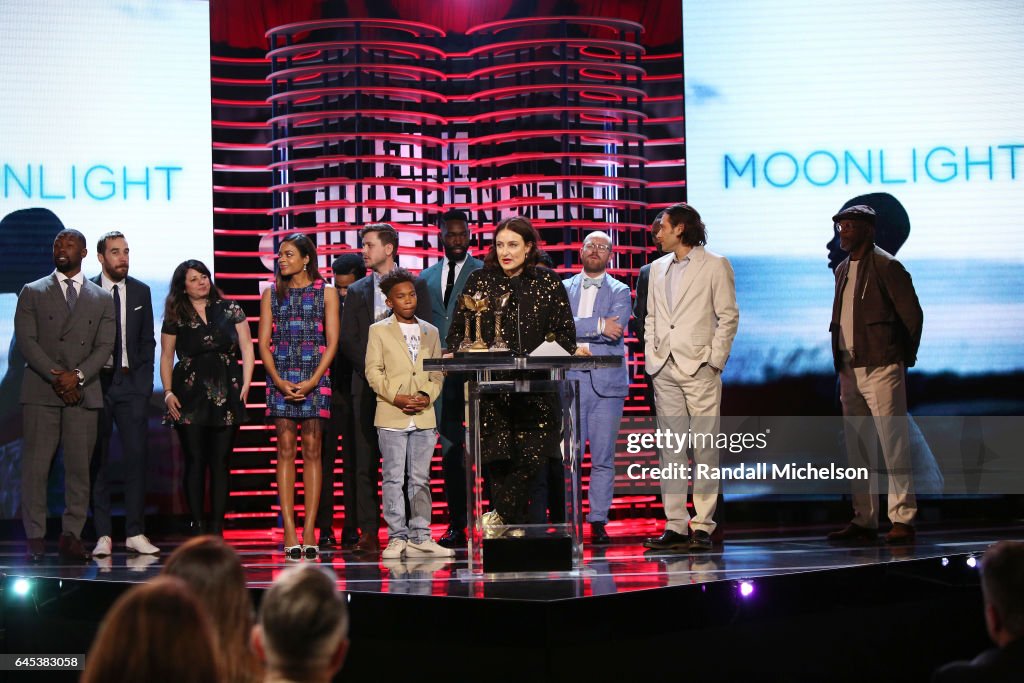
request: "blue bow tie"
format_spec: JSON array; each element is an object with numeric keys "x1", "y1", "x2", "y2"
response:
[{"x1": 582, "y1": 276, "x2": 603, "y2": 289}]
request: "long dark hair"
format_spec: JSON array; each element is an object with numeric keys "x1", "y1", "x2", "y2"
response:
[
  {"x1": 663, "y1": 202, "x2": 708, "y2": 247},
  {"x1": 483, "y1": 216, "x2": 546, "y2": 271},
  {"x1": 81, "y1": 576, "x2": 223, "y2": 683},
  {"x1": 163, "y1": 537, "x2": 261, "y2": 683},
  {"x1": 275, "y1": 233, "x2": 323, "y2": 301},
  {"x1": 164, "y1": 259, "x2": 222, "y2": 325}
]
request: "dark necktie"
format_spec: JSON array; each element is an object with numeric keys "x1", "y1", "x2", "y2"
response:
[
  {"x1": 443, "y1": 260, "x2": 457, "y2": 308},
  {"x1": 64, "y1": 279, "x2": 77, "y2": 310},
  {"x1": 112, "y1": 284, "x2": 123, "y2": 370}
]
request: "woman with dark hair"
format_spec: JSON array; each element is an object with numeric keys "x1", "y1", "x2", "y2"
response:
[
  {"x1": 258, "y1": 233, "x2": 339, "y2": 558},
  {"x1": 161, "y1": 260, "x2": 254, "y2": 535},
  {"x1": 81, "y1": 576, "x2": 223, "y2": 683},
  {"x1": 163, "y1": 536, "x2": 261, "y2": 683},
  {"x1": 446, "y1": 216, "x2": 577, "y2": 527}
]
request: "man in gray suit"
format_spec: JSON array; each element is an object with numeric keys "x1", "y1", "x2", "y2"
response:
[
  {"x1": 16, "y1": 229, "x2": 115, "y2": 561},
  {"x1": 417, "y1": 210, "x2": 483, "y2": 547}
]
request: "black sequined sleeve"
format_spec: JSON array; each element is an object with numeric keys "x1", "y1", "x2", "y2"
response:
[{"x1": 541, "y1": 270, "x2": 578, "y2": 354}]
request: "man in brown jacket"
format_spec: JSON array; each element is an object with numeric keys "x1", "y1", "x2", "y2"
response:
[{"x1": 827, "y1": 205, "x2": 923, "y2": 545}]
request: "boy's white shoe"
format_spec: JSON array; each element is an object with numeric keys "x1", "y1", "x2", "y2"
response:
[
  {"x1": 92, "y1": 536, "x2": 112, "y2": 557},
  {"x1": 382, "y1": 538, "x2": 407, "y2": 559},
  {"x1": 126, "y1": 534, "x2": 160, "y2": 555},
  {"x1": 405, "y1": 538, "x2": 455, "y2": 558}
]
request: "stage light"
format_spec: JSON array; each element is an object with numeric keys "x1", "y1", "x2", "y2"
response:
[
  {"x1": 12, "y1": 578, "x2": 31, "y2": 597},
  {"x1": 966, "y1": 556, "x2": 978, "y2": 569},
  {"x1": 941, "y1": 557, "x2": 949, "y2": 567},
  {"x1": 739, "y1": 581, "x2": 755, "y2": 598}
]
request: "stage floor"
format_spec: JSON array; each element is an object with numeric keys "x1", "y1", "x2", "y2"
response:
[
  {"x1": 3, "y1": 520, "x2": 1019, "y2": 681},
  {"x1": 2, "y1": 520, "x2": 1017, "y2": 599}
]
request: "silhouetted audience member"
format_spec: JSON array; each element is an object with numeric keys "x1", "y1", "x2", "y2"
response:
[
  {"x1": 252, "y1": 564, "x2": 349, "y2": 683},
  {"x1": 933, "y1": 541, "x2": 1024, "y2": 682},
  {"x1": 163, "y1": 536, "x2": 261, "y2": 683},
  {"x1": 81, "y1": 576, "x2": 222, "y2": 683}
]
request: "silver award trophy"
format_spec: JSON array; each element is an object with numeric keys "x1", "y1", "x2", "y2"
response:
[{"x1": 489, "y1": 291, "x2": 512, "y2": 352}]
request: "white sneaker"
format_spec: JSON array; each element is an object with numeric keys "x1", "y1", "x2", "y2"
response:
[
  {"x1": 381, "y1": 538, "x2": 407, "y2": 559},
  {"x1": 126, "y1": 534, "x2": 160, "y2": 555},
  {"x1": 92, "y1": 536, "x2": 112, "y2": 557},
  {"x1": 405, "y1": 538, "x2": 455, "y2": 558}
]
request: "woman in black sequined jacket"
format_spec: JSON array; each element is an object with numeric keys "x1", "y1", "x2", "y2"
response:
[{"x1": 446, "y1": 216, "x2": 577, "y2": 525}]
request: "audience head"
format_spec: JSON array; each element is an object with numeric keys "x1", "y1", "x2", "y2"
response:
[
  {"x1": 253, "y1": 565, "x2": 349, "y2": 683},
  {"x1": 980, "y1": 540, "x2": 1024, "y2": 647},
  {"x1": 82, "y1": 576, "x2": 222, "y2": 683},
  {"x1": 163, "y1": 536, "x2": 260, "y2": 683}
]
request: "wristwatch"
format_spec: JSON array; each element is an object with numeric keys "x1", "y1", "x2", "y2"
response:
[{"x1": 73, "y1": 369, "x2": 84, "y2": 386}]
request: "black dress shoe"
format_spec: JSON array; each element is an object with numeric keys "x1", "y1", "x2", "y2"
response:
[
  {"x1": 687, "y1": 530, "x2": 712, "y2": 552},
  {"x1": 437, "y1": 526, "x2": 467, "y2": 549},
  {"x1": 340, "y1": 529, "x2": 360, "y2": 549},
  {"x1": 590, "y1": 522, "x2": 611, "y2": 545},
  {"x1": 827, "y1": 523, "x2": 878, "y2": 544},
  {"x1": 26, "y1": 538, "x2": 46, "y2": 562},
  {"x1": 318, "y1": 532, "x2": 338, "y2": 550},
  {"x1": 58, "y1": 533, "x2": 90, "y2": 562},
  {"x1": 643, "y1": 529, "x2": 690, "y2": 551}
]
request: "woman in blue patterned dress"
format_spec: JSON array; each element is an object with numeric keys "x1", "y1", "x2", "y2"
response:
[{"x1": 258, "y1": 234, "x2": 339, "y2": 558}]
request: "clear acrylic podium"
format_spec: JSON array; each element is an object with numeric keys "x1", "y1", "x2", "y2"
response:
[{"x1": 423, "y1": 355, "x2": 623, "y2": 577}]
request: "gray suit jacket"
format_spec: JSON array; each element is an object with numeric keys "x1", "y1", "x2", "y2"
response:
[{"x1": 15, "y1": 272, "x2": 115, "y2": 409}]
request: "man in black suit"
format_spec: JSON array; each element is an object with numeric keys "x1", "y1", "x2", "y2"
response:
[
  {"x1": 632, "y1": 211, "x2": 664, "y2": 414},
  {"x1": 339, "y1": 224, "x2": 431, "y2": 554},
  {"x1": 318, "y1": 253, "x2": 366, "y2": 550},
  {"x1": 89, "y1": 231, "x2": 158, "y2": 557},
  {"x1": 933, "y1": 541, "x2": 1024, "y2": 682}
]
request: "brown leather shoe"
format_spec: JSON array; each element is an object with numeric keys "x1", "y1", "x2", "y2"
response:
[
  {"x1": 884, "y1": 523, "x2": 916, "y2": 545},
  {"x1": 26, "y1": 538, "x2": 46, "y2": 562},
  {"x1": 826, "y1": 523, "x2": 878, "y2": 543},
  {"x1": 353, "y1": 532, "x2": 380, "y2": 555},
  {"x1": 58, "y1": 532, "x2": 91, "y2": 561}
]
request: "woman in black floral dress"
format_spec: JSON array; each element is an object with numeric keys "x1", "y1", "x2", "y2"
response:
[{"x1": 161, "y1": 260, "x2": 254, "y2": 534}]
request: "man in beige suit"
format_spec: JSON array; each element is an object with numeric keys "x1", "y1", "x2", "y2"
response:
[
  {"x1": 364, "y1": 269, "x2": 450, "y2": 559},
  {"x1": 642, "y1": 203, "x2": 739, "y2": 552}
]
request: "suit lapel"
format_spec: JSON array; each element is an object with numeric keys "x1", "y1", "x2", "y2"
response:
[
  {"x1": 446, "y1": 258, "x2": 475, "y2": 317},
  {"x1": 386, "y1": 318, "x2": 415, "y2": 368},
  {"x1": 567, "y1": 274, "x2": 582, "y2": 312}
]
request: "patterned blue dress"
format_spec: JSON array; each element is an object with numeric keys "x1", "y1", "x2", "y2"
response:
[{"x1": 265, "y1": 279, "x2": 331, "y2": 419}]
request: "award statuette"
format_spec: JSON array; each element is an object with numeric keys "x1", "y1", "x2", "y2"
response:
[
  {"x1": 460, "y1": 292, "x2": 491, "y2": 352},
  {"x1": 489, "y1": 291, "x2": 512, "y2": 352},
  {"x1": 457, "y1": 296, "x2": 474, "y2": 352}
]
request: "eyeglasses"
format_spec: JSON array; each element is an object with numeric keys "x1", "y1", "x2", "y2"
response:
[{"x1": 582, "y1": 243, "x2": 611, "y2": 253}]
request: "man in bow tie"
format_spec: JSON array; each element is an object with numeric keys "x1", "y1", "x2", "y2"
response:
[{"x1": 562, "y1": 231, "x2": 632, "y2": 545}]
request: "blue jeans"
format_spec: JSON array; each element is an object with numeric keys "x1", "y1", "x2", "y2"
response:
[{"x1": 378, "y1": 428, "x2": 437, "y2": 542}]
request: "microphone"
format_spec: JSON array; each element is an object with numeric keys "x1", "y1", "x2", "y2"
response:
[{"x1": 510, "y1": 277, "x2": 524, "y2": 357}]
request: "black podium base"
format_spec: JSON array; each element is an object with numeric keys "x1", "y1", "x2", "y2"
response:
[{"x1": 482, "y1": 533, "x2": 573, "y2": 573}]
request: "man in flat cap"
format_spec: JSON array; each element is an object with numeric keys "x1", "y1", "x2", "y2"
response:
[{"x1": 827, "y1": 205, "x2": 923, "y2": 545}]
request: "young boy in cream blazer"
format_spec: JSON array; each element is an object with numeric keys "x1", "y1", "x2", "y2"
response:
[{"x1": 365, "y1": 269, "x2": 451, "y2": 558}]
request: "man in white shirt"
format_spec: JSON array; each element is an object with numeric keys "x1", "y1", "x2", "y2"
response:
[{"x1": 89, "y1": 231, "x2": 158, "y2": 557}]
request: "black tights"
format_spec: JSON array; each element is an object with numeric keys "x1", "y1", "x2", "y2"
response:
[{"x1": 176, "y1": 424, "x2": 238, "y2": 532}]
